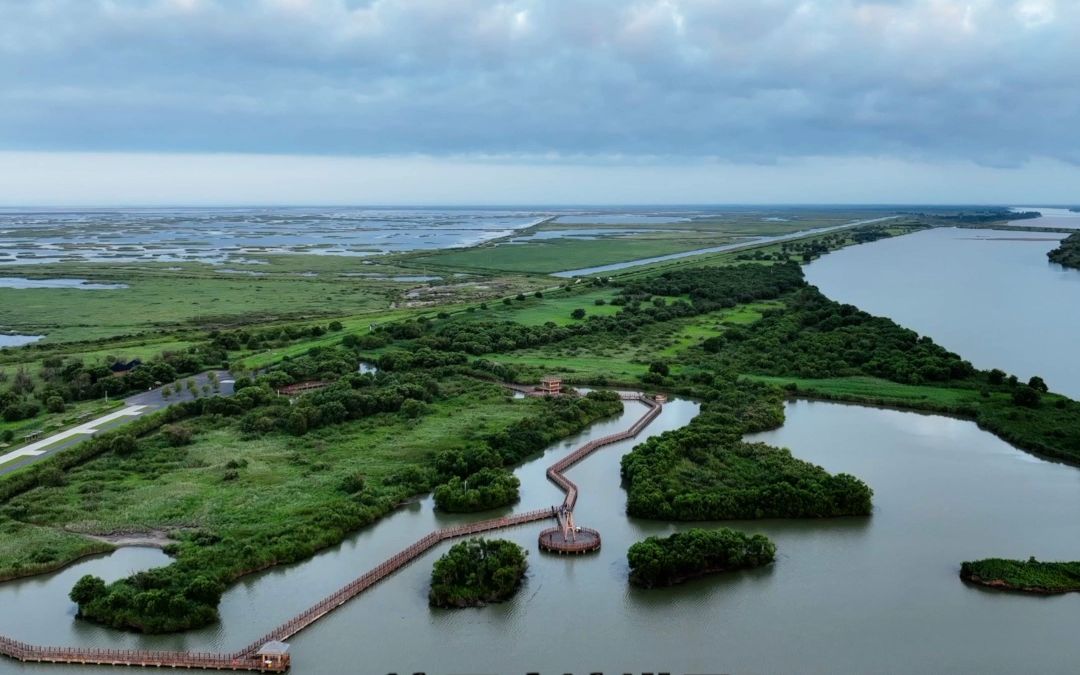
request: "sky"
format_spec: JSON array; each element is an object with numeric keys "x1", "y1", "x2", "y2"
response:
[{"x1": 1, "y1": 0, "x2": 1077, "y2": 205}]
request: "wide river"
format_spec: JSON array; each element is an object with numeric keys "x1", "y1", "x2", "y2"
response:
[
  {"x1": 806, "y1": 227, "x2": 1080, "y2": 398},
  {"x1": 3, "y1": 395, "x2": 1080, "y2": 673}
]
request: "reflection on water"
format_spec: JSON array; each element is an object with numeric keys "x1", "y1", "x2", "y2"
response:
[{"x1": 5, "y1": 398, "x2": 1080, "y2": 673}]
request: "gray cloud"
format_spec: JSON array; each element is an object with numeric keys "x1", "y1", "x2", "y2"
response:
[{"x1": 1, "y1": 0, "x2": 1078, "y2": 165}]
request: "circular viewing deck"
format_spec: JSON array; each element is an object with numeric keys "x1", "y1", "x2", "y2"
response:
[{"x1": 538, "y1": 526, "x2": 601, "y2": 554}]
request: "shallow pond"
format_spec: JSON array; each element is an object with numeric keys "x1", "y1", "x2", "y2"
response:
[
  {"x1": 0, "y1": 334, "x2": 44, "y2": 347},
  {"x1": 0, "y1": 278, "x2": 127, "y2": 289}
]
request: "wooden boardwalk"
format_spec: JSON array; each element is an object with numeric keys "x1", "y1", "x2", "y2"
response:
[{"x1": 0, "y1": 391, "x2": 662, "y2": 672}]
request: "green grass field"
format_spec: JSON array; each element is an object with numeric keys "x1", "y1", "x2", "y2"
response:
[
  {"x1": 0, "y1": 520, "x2": 113, "y2": 582},
  {"x1": 467, "y1": 301, "x2": 780, "y2": 384},
  {"x1": 743, "y1": 375, "x2": 985, "y2": 406},
  {"x1": 0, "y1": 379, "x2": 539, "y2": 579},
  {"x1": 481, "y1": 288, "x2": 622, "y2": 325},
  {"x1": 0, "y1": 276, "x2": 392, "y2": 343},
  {"x1": 413, "y1": 234, "x2": 737, "y2": 274}
]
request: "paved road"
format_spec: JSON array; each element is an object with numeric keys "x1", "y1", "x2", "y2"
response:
[{"x1": 0, "y1": 371, "x2": 234, "y2": 477}]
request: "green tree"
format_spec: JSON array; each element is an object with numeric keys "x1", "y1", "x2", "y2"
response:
[{"x1": 70, "y1": 575, "x2": 107, "y2": 605}]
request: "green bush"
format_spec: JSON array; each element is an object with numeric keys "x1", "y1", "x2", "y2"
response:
[
  {"x1": 429, "y1": 539, "x2": 527, "y2": 607},
  {"x1": 628, "y1": 528, "x2": 776, "y2": 588}
]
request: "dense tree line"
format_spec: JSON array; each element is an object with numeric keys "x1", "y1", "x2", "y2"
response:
[
  {"x1": 1048, "y1": 232, "x2": 1080, "y2": 270},
  {"x1": 621, "y1": 377, "x2": 874, "y2": 520},
  {"x1": 701, "y1": 287, "x2": 975, "y2": 385},
  {"x1": 433, "y1": 468, "x2": 520, "y2": 512},
  {"x1": 1, "y1": 345, "x2": 224, "y2": 424},
  {"x1": 627, "y1": 528, "x2": 776, "y2": 588},
  {"x1": 912, "y1": 209, "x2": 1040, "y2": 224},
  {"x1": 428, "y1": 538, "x2": 528, "y2": 607},
  {"x1": 241, "y1": 372, "x2": 437, "y2": 437},
  {"x1": 620, "y1": 261, "x2": 804, "y2": 310},
  {"x1": 208, "y1": 320, "x2": 344, "y2": 351},
  {"x1": 365, "y1": 263, "x2": 805, "y2": 361}
]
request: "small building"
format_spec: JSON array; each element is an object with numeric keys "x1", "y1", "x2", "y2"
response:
[
  {"x1": 255, "y1": 641, "x2": 291, "y2": 671},
  {"x1": 539, "y1": 376, "x2": 562, "y2": 396}
]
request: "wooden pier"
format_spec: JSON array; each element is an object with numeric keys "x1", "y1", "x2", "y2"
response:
[{"x1": 0, "y1": 392, "x2": 662, "y2": 672}]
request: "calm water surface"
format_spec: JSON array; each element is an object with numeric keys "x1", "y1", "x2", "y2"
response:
[
  {"x1": 5, "y1": 398, "x2": 1080, "y2": 673},
  {"x1": 807, "y1": 227, "x2": 1080, "y2": 398},
  {"x1": 0, "y1": 334, "x2": 43, "y2": 347},
  {"x1": 1010, "y1": 206, "x2": 1080, "y2": 229},
  {"x1": 0, "y1": 278, "x2": 127, "y2": 289}
]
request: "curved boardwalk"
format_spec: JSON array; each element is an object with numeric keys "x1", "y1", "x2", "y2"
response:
[{"x1": 0, "y1": 391, "x2": 662, "y2": 672}]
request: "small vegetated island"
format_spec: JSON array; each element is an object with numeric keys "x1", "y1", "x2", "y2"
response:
[
  {"x1": 1047, "y1": 232, "x2": 1080, "y2": 270},
  {"x1": 429, "y1": 538, "x2": 527, "y2": 607},
  {"x1": 627, "y1": 528, "x2": 776, "y2": 588},
  {"x1": 960, "y1": 557, "x2": 1080, "y2": 594}
]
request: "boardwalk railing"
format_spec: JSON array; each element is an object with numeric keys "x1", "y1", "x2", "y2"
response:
[
  {"x1": 0, "y1": 392, "x2": 663, "y2": 673},
  {"x1": 0, "y1": 634, "x2": 269, "y2": 671}
]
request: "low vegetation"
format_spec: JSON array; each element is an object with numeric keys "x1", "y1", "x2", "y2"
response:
[
  {"x1": 627, "y1": 528, "x2": 776, "y2": 588},
  {"x1": 3, "y1": 366, "x2": 593, "y2": 632},
  {"x1": 433, "y1": 468, "x2": 520, "y2": 512},
  {"x1": 428, "y1": 538, "x2": 527, "y2": 607},
  {"x1": 0, "y1": 520, "x2": 113, "y2": 582},
  {"x1": 960, "y1": 557, "x2": 1080, "y2": 593},
  {"x1": 431, "y1": 391, "x2": 623, "y2": 512}
]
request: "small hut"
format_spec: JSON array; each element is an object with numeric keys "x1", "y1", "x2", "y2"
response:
[
  {"x1": 539, "y1": 376, "x2": 562, "y2": 396},
  {"x1": 256, "y1": 641, "x2": 291, "y2": 671}
]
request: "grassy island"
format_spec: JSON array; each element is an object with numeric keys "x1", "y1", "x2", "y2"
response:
[
  {"x1": 960, "y1": 558, "x2": 1080, "y2": 594},
  {"x1": 628, "y1": 528, "x2": 776, "y2": 588},
  {"x1": 429, "y1": 538, "x2": 527, "y2": 608},
  {"x1": 1048, "y1": 232, "x2": 1080, "y2": 270}
]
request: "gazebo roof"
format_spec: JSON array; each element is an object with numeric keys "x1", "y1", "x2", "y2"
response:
[
  {"x1": 256, "y1": 641, "x2": 291, "y2": 656},
  {"x1": 541, "y1": 375, "x2": 562, "y2": 382}
]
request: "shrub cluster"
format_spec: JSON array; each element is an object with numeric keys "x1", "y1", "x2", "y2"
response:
[
  {"x1": 628, "y1": 528, "x2": 776, "y2": 588},
  {"x1": 428, "y1": 538, "x2": 527, "y2": 608}
]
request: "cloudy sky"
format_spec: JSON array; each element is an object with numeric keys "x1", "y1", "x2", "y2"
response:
[{"x1": 1, "y1": 0, "x2": 1077, "y2": 205}]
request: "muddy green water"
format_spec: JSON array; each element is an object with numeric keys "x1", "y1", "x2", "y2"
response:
[{"x1": 4, "y1": 396, "x2": 1080, "y2": 673}]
